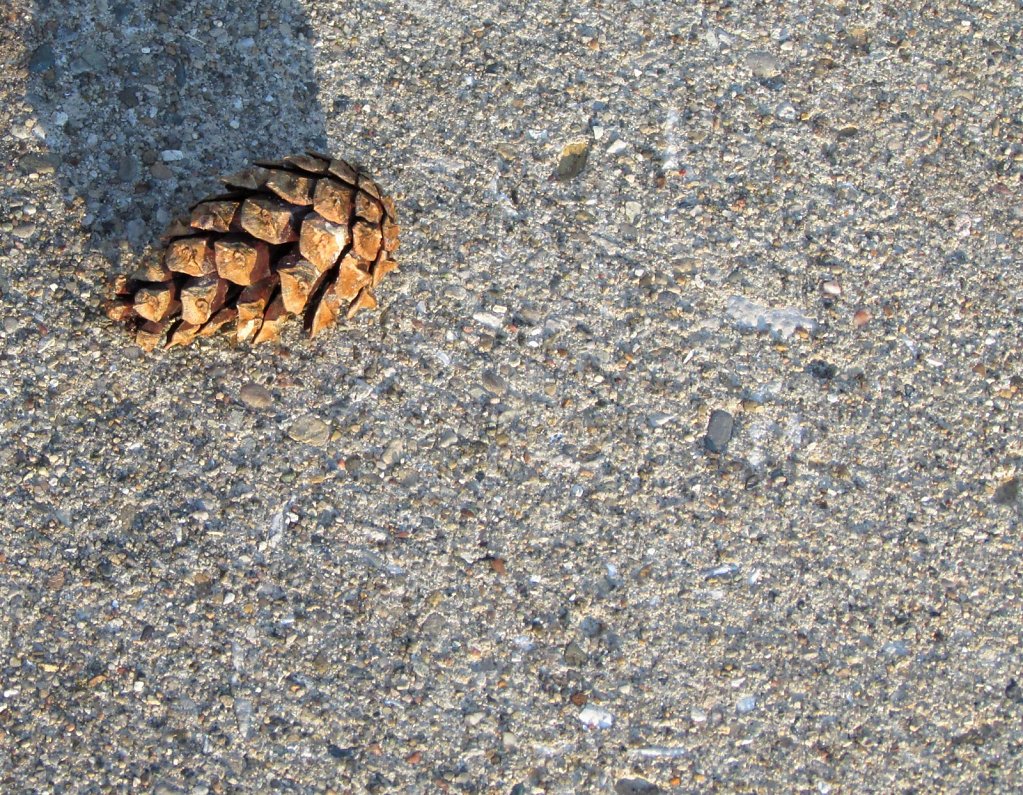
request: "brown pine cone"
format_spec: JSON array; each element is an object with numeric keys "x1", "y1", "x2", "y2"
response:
[{"x1": 105, "y1": 152, "x2": 399, "y2": 351}]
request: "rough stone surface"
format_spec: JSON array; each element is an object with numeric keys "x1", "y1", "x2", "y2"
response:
[{"x1": 2, "y1": 0, "x2": 1022, "y2": 792}]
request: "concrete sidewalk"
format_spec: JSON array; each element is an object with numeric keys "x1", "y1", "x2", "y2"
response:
[{"x1": 1, "y1": 0, "x2": 1021, "y2": 791}]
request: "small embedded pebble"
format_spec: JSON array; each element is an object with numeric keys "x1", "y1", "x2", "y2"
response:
[
  {"x1": 564, "y1": 640, "x2": 587, "y2": 666},
  {"x1": 28, "y1": 44, "x2": 55, "y2": 73},
  {"x1": 577, "y1": 705, "x2": 613, "y2": 729},
  {"x1": 117, "y1": 88, "x2": 138, "y2": 108},
  {"x1": 12, "y1": 223, "x2": 37, "y2": 239},
  {"x1": 746, "y1": 51, "x2": 783, "y2": 79},
  {"x1": 883, "y1": 641, "x2": 910, "y2": 658},
  {"x1": 704, "y1": 563, "x2": 740, "y2": 580},
  {"x1": 704, "y1": 409, "x2": 734, "y2": 453},
  {"x1": 288, "y1": 415, "x2": 331, "y2": 446},
  {"x1": 117, "y1": 156, "x2": 138, "y2": 183},
  {"x1": 443, "y1": 284, "x2": 468, "y2": 301},
  {"x1": 993, "y1": 477, "x2": 1019, "y2": 506},
  {"x1": 150, "y1": 163, "x2": 174, "y2": 180},
  {"x1": 846, "y1": 25, "x2": 870, "y2": 50},
  {"x1": 615, "y1": 779, "x2": 662, "y2": 795},
  {"x1": 854, "y1": 308, "x2": 872, "y2": 327},
  {"x1": 380, "y1": 439, "x2": 403, "y2": 467},
  {"x1": 326, "y1": 743, "x2": 353, "y2": 760},
  {"x1": 775, "y1": 101, "x2": 797, "y2": 121},
  {"x1": 481, "y1": 370, "x2": 507, "y2": 395},
  {"x1": 737, "y1": 696, "x2": 757, "y2": 714},
  {"x1": 606, "y1": 139, "x2": 628, "y2": 155},
  {"x1": 807, "y1": 360, "x2": 838, "y2": 380},
  {"x1": 472, "y1": 311, "x2": 504, "y2": 330},
  {"x1": 556, "y1": 140, "x2": 591, "y2": 180},
  {"x1": 420, "y1": 612, "x2": 447, "y2": 638},
  {"x1": 647, "y1": 411, "x2": 674, "y2": 429},
  {"x1": 239, "y1": 382, "x2": 272, "y2": 409},
  {"x1": 18, "y1": 153, "x2": 59, "y2": 175}
]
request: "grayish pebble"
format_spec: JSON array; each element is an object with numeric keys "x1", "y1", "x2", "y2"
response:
[
  {"x1": 17, "y1": 153, "x2": 59, "y2": 175},
  {"x1": 647, "y1": 411, "x2": 674, "y2": 428},
  {"x1": 615, "y1": 779, "x2": 662, "y2": 795},
  {"x1": 481, "y1": 370, "x2": 507, "y2": 395},
  {"x1": 288, "y1": 415, "x2": 330, "y2": 446},
  {"x1": 28, "y1": 43, "x2": 55, "y2": 73},
  {"x1": 239, "y1": 382, "x2": 272, "y2": 409},
  {"x1": 746, "y1": 51, "x2": 783, "y2": 79},
  {"x1": 705, "y1": 409, "x2": 734, "y2": 453}
]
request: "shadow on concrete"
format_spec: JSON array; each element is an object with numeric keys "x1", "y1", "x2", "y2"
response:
[{"x1": 25, "y1": 0, "x2": 327, "y2": 271}]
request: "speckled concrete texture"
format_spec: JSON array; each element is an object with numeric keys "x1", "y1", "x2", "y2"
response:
[{"x1": 2, "y1": 1, "x2": 1022, "y2": 792}]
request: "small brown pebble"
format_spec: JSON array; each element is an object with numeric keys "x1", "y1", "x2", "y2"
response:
[
  {"x1": 853, "y1": 308, "x2": 872, "y2": 327},
  {"x1": 570, "y1": 691, "x2": 588, "y2": 706},
  {"x1": 239, "y1": 382, "x2": 273, "y2": 409}
]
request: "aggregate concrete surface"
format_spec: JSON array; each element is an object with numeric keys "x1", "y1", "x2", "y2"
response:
[{"x1": 2, "y1": 0, "x2": 1022, "y2": 792}]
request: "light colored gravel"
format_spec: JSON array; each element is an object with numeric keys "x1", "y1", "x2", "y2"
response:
[{"x1": 2, "y1": 0, "x2": 1022, "y2": 792}]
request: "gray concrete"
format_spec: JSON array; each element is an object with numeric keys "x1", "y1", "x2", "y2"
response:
[{"x1": 2, "y1": 1, "x2": 1022, "y2": 791}]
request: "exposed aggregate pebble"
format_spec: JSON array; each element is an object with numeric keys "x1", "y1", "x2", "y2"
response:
[{"x1": 1, "y1": 0, "x2": 1022, "y2": 792}]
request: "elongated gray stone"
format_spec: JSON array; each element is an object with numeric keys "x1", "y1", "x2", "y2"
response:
[{"x1": 704, "y1": 409, "x2": 734, "y2": 453}]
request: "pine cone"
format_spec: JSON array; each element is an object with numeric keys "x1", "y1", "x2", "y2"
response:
[{"x1": 105, "y1": 152, "x2": 399, "y2": 351}]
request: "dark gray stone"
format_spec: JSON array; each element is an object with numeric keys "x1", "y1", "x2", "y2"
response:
[
  {"x1": 615, "y1": 779, "x2": 661, "y2": 795},
  {"x1": 705, "y1": 409, "x2": 734, "y2": 453},
  {"x1": 116, "y1": 155, "x2": 138, "y2": 183},
  {"x1": 28, "y1": 44, "x2": 55, "y2": 73},
  {"x1": 807, "y1": 359, "x2": 838, "y2": 380},
  {"x1": 993, "y1": 477, "x2": 1019, "y2": 506}
]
